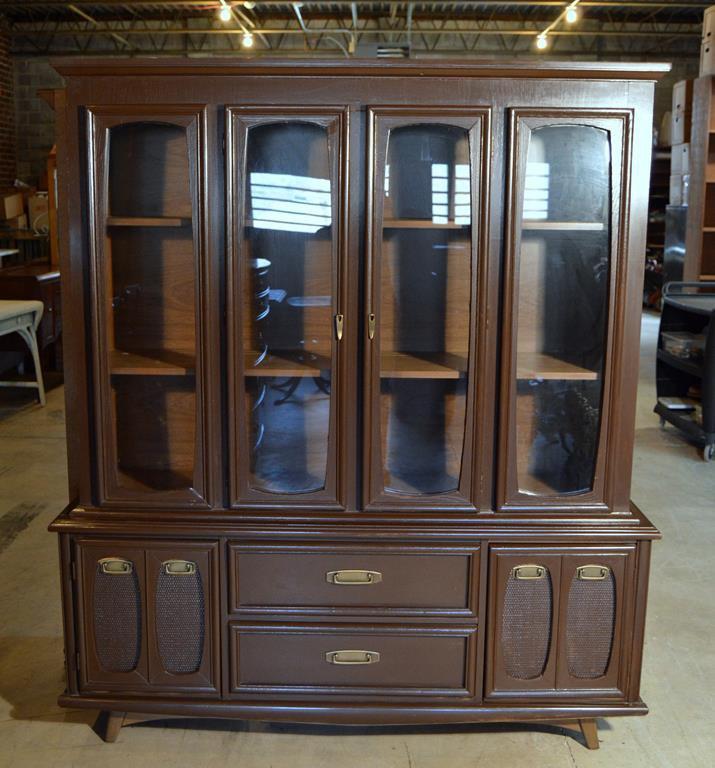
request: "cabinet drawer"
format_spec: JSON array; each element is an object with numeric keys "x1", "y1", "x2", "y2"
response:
[
  {"x1": 230, "y1": 623, "x2": 476, "y2": 698},
  {"x1": 228, "y1": 543, "x2": 479, "y2": 618}
]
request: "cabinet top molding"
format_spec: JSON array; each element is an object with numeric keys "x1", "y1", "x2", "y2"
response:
[{"x1": 51, "y1": 57, "x2": 671, "y2": 81}]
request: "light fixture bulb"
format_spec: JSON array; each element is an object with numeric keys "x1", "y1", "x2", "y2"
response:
[
  {"x1": 536, "y1": 33, "x2": 548, "y2": 50},
  {"x1": 242, "y1": 31, "x2": 254, "y2": 48},
  {"x1": 565, "y1": 7, "x2": 578, "y2": 24},
  {"x1": 219, "y1": 5, "x2": 232, "y2": 22},
  {"x1": 244, "y1": 1, "x2": 256, "y2": 8}
]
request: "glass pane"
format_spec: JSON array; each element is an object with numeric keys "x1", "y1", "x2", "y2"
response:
[
  {"x1": 379, "y1": 125, "x2": 472, "y2": 495},
  {"x1": 515, "y1": 125, "x2": 610, "y2": 496},
  {"x1": 105, "y1": 122, "x2": 197, "y2": 494},
  {"x1": 241, "y1": 122, "x2": 334, "y2": 494}
]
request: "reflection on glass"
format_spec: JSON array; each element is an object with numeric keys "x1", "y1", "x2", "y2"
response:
[
  {"x1": 515, "y1": 125, "x2": 610, "y2": 495},
  {"x1": 105, "y1": 122, "x2": 198, "y2": 494},
  {"x1": 379, "y1": 125, "x2": 472, "y2": 495},
  {"x1": 241, "y1": 122, "x2": 333, "y2": 494}
]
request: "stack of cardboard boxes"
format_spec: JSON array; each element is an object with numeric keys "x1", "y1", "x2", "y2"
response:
[
  {"x1": 670, "y1": 80, "x2": 693, "y2": 206},
  {"x1": 0, "y1": 189, "x2": 49, "y2": 235}
]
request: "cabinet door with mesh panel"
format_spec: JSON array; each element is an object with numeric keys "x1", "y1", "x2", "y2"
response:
[
  {"x1": 486, "y1": 546, "x2": 635, "y2": 699},
  {"x1": 77, "y1": 542, "x2": 149, "y2": 692},
  {"x1": 555, "y1": 551, "x2": 634, "y2": 693},
  {"x1": 145, "y1": 543, "x2": 219, "y2": 693},
  {"x1": 76, "y1": 540, "x2": 219, "y2": 695}
]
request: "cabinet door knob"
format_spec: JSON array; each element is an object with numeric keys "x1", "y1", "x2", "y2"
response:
[
  {"x1": 326, "y1": 569, "x2": 382, "y2": 585},
  {"x1": 576, "y1": 564, "x2": 610, "y2": 581},
  {"x1": 325, "y1": 650, "x2": 380, "y2": 665},
  {"x1": 98, "y1": 557, "x2": 133, "y2": 575},
  {"x1": 163, "y1": 559, "x2": 196, "y2": 575}
]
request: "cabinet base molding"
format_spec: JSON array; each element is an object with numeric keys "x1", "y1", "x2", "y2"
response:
[
  {"x1": 66, "y1": 694, "x2": 646, "y2": 745},
  {"x1": 89, "y1": 705, "x2": 610, "y2": 749}
]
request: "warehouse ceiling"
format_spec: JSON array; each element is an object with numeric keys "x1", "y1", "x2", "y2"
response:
[{"x1": 0, "y1": 1, "x2": 708, "y2": 59}]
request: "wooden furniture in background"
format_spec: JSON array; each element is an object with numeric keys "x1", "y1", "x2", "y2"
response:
[
  {"x1": 685, "y1": 75, "x2": 715, "y2": 280},
  {"x1": 48, "y1": 58, "x2": 665, "y2": 750}
]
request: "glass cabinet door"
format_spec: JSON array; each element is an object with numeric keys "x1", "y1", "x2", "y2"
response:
[
  {"x1": 365, "y1": 108, "x2": 487, "y2": 509},
  {"x1": 499, "y1": 111, "x2": 628, "y2": 510},
  {"x1": 227, "y1": 108, "x2": 347, "y2": 507},
  {"x1": 87, "y1": 107, "x2": 208, "y2": 506}
]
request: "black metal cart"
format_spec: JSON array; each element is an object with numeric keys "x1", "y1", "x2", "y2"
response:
[{"x1": 654, "y1": 281, "x2": 715, "y2": 461}]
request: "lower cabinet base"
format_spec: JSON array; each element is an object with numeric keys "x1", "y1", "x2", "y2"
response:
[{"x1": 60, "y1": 693, "x2": 648, "y2": 749}]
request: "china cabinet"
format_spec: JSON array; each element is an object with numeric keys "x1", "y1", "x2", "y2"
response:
[{"x1": 49, "y1": 58, "x2": 666, "y2": 749}]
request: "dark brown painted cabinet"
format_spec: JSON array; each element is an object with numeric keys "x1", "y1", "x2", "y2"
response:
[{"x1": 50, "y1": 59, "x2": 664, "y2": 747}]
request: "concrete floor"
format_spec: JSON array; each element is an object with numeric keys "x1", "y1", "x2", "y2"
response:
[{"x1": 0, "y1": 311, "x2": 713, "y2": 767}]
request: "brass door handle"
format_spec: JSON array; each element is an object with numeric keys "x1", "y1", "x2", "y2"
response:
[
  {"x1": 163, "y1": 559, "x2": 196, "y2": 575},
  {"x1": 576, "y1": 565, "x2": 610, "y2": 581},
  {"x1": 326, "y1": 569, "x2": 382, "y2": 585},
  {"x1": 325, "y1": 650, "x2": 380, "y2": 665},
  {"x1": 99, "y1": 557, "x2": 133, "y2": 575},
  {"x1": 511, "y1": 564, "x2": 547, "y2": 580},
  {"x1": 334, "y1": 313, "x2": 344, "y2": 341}
]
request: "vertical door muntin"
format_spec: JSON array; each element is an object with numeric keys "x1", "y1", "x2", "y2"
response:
[
  {"x1": 499, "y1": 110, "x2": 632, "y2": 512},
  {"x1": 86, "y1": 105, "x2": 210, "y2": 508},
  {"x1": 365, "y1": 107, "x2": 489, "y2": 511},
  {"x1": 227, "y1": 107, "x2": 349, "y2": 508}
]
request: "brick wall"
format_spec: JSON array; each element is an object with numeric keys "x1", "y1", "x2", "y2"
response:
[
  {"x1": 13, "y1": 58, "x2": 63, "y2": 188},
  {"x1": 0, "y1": 20, "x2": 16, "y2": 189}
]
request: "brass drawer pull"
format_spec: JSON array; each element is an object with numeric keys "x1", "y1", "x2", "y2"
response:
[
  {"x1": 99, "y1": 557, "x2": 133, "y2": 575},
  {"x1": 512, "y1": 564, "x2": 546, "y2": 580},
  {"x1": 576, "y1": 564, "x2": 610, "y2": 581},
  {"x1": 335, "y1": 313, "x2": 344, "y2": 341},
  {"x1": 163, "y1": 559, "x2": 196, "y2": 575},
  {"x1": 326, "y1": 569, "x2": 382, "y2": 585},
  {"x1": 325, "y1": 650, "x2": 380, "y2": 665}
]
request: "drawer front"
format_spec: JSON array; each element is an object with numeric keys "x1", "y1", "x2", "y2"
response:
[
  {"x1": 229, "y1": 543, "x2": 479, "y2": 618},
  {"x1": 230, "y1": 623, "x2": 476, "y2": 698}
]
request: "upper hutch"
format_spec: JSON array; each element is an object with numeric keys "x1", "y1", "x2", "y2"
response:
[{"x1": 49, "y1": 58, "x2": 666, "y2": 749}]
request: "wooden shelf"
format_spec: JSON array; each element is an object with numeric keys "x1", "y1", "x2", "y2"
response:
[
  {"x1": 383, "y1": 219, "x2": 470, "y2": 230},
  {"x1": 517, "y1": 352, "x2": 599, "y2": 381},
  {"x1": 244, "y1": 350, "x2": 331, "y2": 377},
  {"x1": 109, "y1": 349, "x2": 195, "y2": 376},
  {"x1": 522, "y1": 220, "x2": 605, "y2": 232},
  {"x1": 107, "y1": 216, "x2": 191, "y2": 228},
  {"x1": 380, "y1": 351, "x2": 467, "y2": 379}
]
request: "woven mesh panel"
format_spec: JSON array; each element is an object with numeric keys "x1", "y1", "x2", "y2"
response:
[
  {"x1": 566, "y1": 570, "x2": 616, "y2": 679},
  {"x1": 502, "y1": 569, "x2": 553, "y2": 680},
  {"x1": 93, "y1": 563, "x2": 141, "y2": 673},
  {"x1": 156, "y1": 565, "x2": 205, "y2": 674}
]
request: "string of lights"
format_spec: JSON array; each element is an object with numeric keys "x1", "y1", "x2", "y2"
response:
[
  {"x1": 218, "y1": 0, "x2": 255, "y2": 47},
  {"x1": 536, "y1": 0, "x2": 582, "y2": 50}
]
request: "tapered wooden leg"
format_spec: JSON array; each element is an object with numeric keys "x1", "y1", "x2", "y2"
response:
[
  {"x1": 551, "y1": 719, "x2": 600, "y2": 749},
  {"x1": 579, "y1": 718, "x2": 599, "y2": 750},
  {"x1": 100, "y1": 712, "x2": 126, "y2": 744}
]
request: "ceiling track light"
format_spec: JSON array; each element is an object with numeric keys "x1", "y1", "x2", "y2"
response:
[
  {"x1": 565, "y1": 5, "x2": 579, "y2": 24},
  {"x1": 536, "y1": 33, "x2": 548, "y2": 51},
  {"x1": 218, "y1": 3, "x2": 232, "y2": 23},
  {"x1": 243, "y1": 1, "x2": 256, "y2": 8},
  {"x1": 242, "y1": 31, "x2": 255, "y2": 48}
]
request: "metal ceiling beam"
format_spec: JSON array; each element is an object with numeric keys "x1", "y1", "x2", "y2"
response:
[{"x1": 1, "y1": 1, "x2": 712, "y2": 8}]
